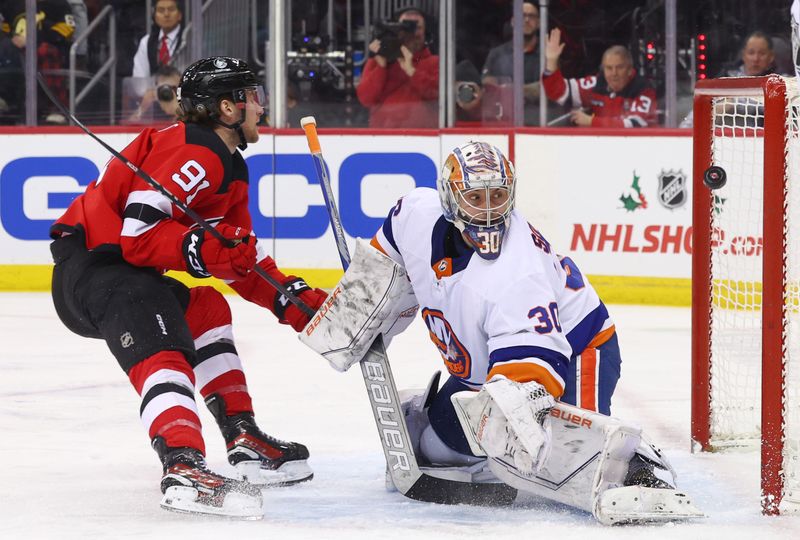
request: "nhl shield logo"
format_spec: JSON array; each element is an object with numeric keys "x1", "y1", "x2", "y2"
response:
[
  {"x1": 657, "y1": 169, "x2": 687, "y2": 210},
  {"x1": 120, "y1": 332, "x2": 134, "y2": 348}
]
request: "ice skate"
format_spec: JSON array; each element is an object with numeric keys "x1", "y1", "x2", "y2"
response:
[
  {"x1": 207, "y1": 394, "x2": 313, "y2": 487},
  {"x1": 155, "y1": 439, "x2": 263, "y2": 520}
]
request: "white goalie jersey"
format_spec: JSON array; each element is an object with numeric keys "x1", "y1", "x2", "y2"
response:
[{"x1": 371, "y1": 187, "x2": 615, "y2": 397}]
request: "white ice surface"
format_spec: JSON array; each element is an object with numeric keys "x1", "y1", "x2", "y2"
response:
[{"x1": 1, "y1": 293, "x2": 799, "y2": 539}]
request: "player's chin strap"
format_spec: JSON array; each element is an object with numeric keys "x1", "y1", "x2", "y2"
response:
[
  {"x1": 212, "y1": 113, "x2": 248, "y2": 150},
  {"x1": 210, "y1": 95, "x2": 249, "y2": 150}
]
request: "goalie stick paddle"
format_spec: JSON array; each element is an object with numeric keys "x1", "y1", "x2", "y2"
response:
[
  {"x1": 36, "y1": 73, "x2": 314, "y2": 318},
  {"x1": 300, "y1": 116, "x2": 516, "y2": 506}
]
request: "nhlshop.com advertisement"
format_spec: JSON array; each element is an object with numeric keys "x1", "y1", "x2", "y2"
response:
[{"x1": 0, "y1": 128, "x2": 702, "y2": 303}]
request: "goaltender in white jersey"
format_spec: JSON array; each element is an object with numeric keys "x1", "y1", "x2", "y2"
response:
[
  {"x1": 369, "y1": 142, "x2": 621, "y2": 464},
  {"x1": 371, "y1": 187, "x2": 616, "y2": 405},
  {"x1": 302, "y1": 141, "x2": 703, "y2": 524}
]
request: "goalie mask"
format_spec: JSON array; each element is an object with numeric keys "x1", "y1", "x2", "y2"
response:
[{"x1": 438, "y1": 142, "x2": 516, "y2": 260}]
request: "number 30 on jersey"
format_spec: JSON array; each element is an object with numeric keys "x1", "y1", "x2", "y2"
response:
[{"x1": 476, "y1": 231, "x2": 500, "y2": 255}]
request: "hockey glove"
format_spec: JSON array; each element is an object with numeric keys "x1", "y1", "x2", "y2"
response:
[
  {"x1": 483, "y1": 376, "x2": 555, "y2": 474},
  {"x1": 182, "y1": 224, "x2": 256, "y2": 281},
  {"x1": 272, "y1": 277, "x2": 328, "y2": 331},
  {"x1": 452, "y1": 375, "x2": 555, "y2": 476}
]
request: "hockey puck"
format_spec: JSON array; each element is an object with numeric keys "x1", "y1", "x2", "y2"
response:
[{"x1": 703, "y1": 166, "x2": 727, "y2": 190}]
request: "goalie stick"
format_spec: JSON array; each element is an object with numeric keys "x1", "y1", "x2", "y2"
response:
[
  {"x1": 36, "y1": 74, "x2": 314, "y2": 318},
  {"x1": 300, "y1": 116, "x2": 516, "y2": 505}
]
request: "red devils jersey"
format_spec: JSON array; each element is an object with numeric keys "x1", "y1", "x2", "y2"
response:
[
  {"x1": 542, "y1": 69, "x2": 657, "y2": 128},
  {"x1": 51, "y1": 122, "x2": 251, "y2": 273}
]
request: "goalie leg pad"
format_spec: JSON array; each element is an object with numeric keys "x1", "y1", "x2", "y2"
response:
[{"x1": 299, "y1": 239, "x2": 418, "y2": 372}]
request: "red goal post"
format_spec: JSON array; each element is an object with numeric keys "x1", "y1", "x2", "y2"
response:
[{"x1": 691, "y1": 75, "x2": 799, "y2": 515}]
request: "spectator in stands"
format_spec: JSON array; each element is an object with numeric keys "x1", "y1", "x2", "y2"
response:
[
  {"x1": 0, "y1": 0, "x2": 76, "y2": 124},
  {"x1": 66, "y1": 0, "x2": 87, "y2": 64},
  {"x1": 481, "y1": 1, "x2": 541, "y2": 109},
  {"x1": 127, "y1": 64, "x2": 181, "y2": 124},
  {"x1": 681, "y1": 31, "x2": 780, "y2": 129},
  {"x1": 0, "y1": 11, "x2": 21, "y2": 122},
  {"x1": 720, "y1": 31, "x2": 777, "y2": 77},
  {"x1": 132, "y1": 0, "x2": 183, "y2": 78},
  {"x1": 356, "y1": 6, "x2": 438, "y2": 128},
  {"x1": 542, "y1": 28, "x2": 657, "y2": 128}
]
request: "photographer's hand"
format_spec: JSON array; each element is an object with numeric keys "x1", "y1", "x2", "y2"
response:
[
  {"x1": 398, "y1": 45, "x2": 415, "y2": 77},
  {"x1": 369, "y1": 39, "x2": 387, "y2": 68}
]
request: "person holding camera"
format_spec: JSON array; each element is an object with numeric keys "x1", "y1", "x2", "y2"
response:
[
  {"x1": 128, "y1": 65, "x2": 181, "y2": 124},
  {"x1": 454, "y1": 59, "x2": 483, "y2": 123},
  {"x1": 356, "y1": 7, "x2": 439, "y2": 128}
]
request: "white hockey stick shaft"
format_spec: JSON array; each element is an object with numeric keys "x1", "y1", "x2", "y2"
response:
[{"x1": 300, "y1": 116, "x2": 423, "y2": 492}]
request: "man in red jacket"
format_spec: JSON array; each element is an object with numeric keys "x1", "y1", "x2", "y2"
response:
[
  {"x1": 542, "y1": 28, "x2": 657, "y2": 128},
  {"x1": 49, "y1": 56, "x2": 326, "y2": 518},
  {"x1": 356, "y1": 7, "x2": 439, "y2": 128}
]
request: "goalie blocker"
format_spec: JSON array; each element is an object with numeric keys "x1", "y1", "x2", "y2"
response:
[{"x1": 300, "y1": 239, "x2": 419, "y2": 371}]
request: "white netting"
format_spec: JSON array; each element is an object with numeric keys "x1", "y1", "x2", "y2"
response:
[
  {"x1": 707, "y1": 77, "x2": 800, "y2": 512},
  {"x1": 709, "y1": 94, "x2": 766, "y2": 446},
  {"x1": 783, "y1": 79, "x2": 800, "y2": 511}
]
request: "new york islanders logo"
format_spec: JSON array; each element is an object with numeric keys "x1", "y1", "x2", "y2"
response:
[{"x1": 421, "y1": 308, "x2": 471, "y2": 378}]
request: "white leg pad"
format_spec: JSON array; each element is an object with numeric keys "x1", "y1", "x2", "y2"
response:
[{"x1": 465, "y1": 402, "x2": 704, "y2": 524}]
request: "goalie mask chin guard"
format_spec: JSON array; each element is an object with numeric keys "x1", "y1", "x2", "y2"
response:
[
  {"x1": 438, "y1": 141, "x2": 516, "y2": 260},
  {"x1": 178, "y1": 56, "x2": 264, "y2": 150}
]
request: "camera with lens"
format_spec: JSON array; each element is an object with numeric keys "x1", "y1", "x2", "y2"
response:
[
  {"x1": 156, "y1": 84, "x2": 176, "y2": 102},
  {"x1": 456, "y1": 82, "x2": 479, "y2": 104},
  {"x1": 373, "y1": 19, "x2": 417, "y2": 62}
]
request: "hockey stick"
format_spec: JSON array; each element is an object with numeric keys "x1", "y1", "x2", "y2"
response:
[
  {"x1": 300, "y1": 117, "x2": 515, "y2": 505},
  {"x1": 36, "y1": 74, "x2": 314, "y2": 318}
]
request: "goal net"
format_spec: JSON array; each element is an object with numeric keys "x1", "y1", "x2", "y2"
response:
[{"x1": 692, "y1": 75, "x2": 800, "y2": 515}]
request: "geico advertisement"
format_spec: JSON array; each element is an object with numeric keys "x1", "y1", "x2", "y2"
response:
[
  {"x1": 0, "y1": 132, "x2": 507, "y2": 266},
  {"x1": 516, "y1": 134, "x2": 695, "y2": 279}
]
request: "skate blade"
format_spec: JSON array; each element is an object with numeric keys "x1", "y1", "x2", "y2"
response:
[
  {"x1": 595, "y1": 486, "x2": 706, "y2": 526},
  {"x1": 236, "y1": 460, "x2": 314, "y2": 487},
  {"x1": 160, "y1": 486, "x2": 263, "y2": 520}
]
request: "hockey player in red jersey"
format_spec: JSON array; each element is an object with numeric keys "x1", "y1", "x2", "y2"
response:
[{"x1": 49, "y1": 56, "x2": 327, "y2": 518}]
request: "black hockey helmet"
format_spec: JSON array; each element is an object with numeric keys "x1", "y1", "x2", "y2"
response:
[
  {"x1": 178, "y1": 56, "x2": 264, "y2": 149},
  {"x1": 178, "y1": 56, "x2": 258, "y2": 114}
]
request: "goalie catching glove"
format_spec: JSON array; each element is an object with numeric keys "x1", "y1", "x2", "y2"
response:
[
  {"x1": 182, "y1": 224, "x2": 256, "y2": 281},
  {"x1": 452, "y1": 375, "x2": 556, "y2": 476}
]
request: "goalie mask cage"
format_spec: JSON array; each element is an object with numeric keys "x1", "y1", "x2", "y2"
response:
[{"x1": 692, "y1": 75, "x2": 800, "y2": 515}]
